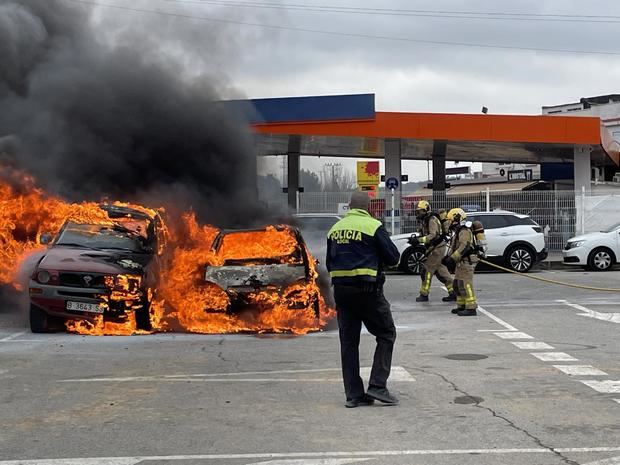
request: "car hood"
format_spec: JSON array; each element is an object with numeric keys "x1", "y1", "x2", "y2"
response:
[
  {"x1": 567, "y1": 232, "x2": 610, "y2": 242},
  {"x1": 391, "y1": 233, "x2": 417, "y2": 241},
  {"x1": 38, "y1": 247, "x2": 149, "y2": 274},
  {"x1": 204, "y1": 263, "x2": 307, "y2": 290}
]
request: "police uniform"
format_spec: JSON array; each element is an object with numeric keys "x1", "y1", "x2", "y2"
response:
[
  {"x1": 417, "y1": 212, "x2": 455, "y2": 299},
  {"x1": 326, "y1": 208, "x2": 400, "y2": 404},
  {"x1": 447, "y1": 225, "x2": 479, "y2": 315}
]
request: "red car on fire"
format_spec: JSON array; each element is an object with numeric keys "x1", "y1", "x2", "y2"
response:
[
  {"x1": 28, "y1": 205, "x2": 166, "y2": 332},
  {"x1": 202, "y1": 226, "x2": 322, "y2": 317}
]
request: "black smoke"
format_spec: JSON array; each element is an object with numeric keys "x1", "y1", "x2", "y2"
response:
[{"x1": 0, "y1": 0, "x2": 273, "y2": 228}]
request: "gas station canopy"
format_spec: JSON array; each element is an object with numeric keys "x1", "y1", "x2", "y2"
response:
[
  {"x1": 245, "y1": 93, "x2": 619, "y2": 212},
  {"x1": 251, "y1": 94, "x2": 619, "y2": 167}
]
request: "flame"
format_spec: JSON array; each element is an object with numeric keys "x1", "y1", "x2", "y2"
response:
[
  {"x1": 1, "y1": 166, "x2": 335, "y2": 336},
  {"x1": 155, "y1": 215, "x2": 334, "y2": 335},
  {"x1": 66, "y1": 313, "x2": 150, "y2": 336}
]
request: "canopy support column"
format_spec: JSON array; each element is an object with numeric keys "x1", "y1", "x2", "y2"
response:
[
  {"x1": 432, "y1": 140, "x2": 447, "y2": 206},
  {"x1": 385, "y1": 138, "x2": 402, "y2": 235},
  {"x1": 287, "y1": 135, "x2": 301, "y2": 210}
]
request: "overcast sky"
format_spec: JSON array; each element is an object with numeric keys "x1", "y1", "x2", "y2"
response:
[{"x1": 93, "y1": 0, "x2": 620, "y2": 181}]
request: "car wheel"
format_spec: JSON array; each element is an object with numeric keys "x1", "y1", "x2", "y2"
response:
[
  {"x1": 587, "y1": 247, "x2": 615, "y2": 271},
  {"x1": 505, "y1": 245, "x2": 534, "y2": 273},
  {"x1": 29, "y1": 304, "x2": 50, "y2": 333},
  {"x1": 400, "y1": 246, "x2": 425, "y2": 275}
]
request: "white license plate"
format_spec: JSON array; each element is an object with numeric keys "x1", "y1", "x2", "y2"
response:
[{"x1": 66, "y1": 301, "x2": 104, "y2": 314}]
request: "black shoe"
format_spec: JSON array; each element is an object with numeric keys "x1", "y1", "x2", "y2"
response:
[
  {"x1": 451, "y1": 308, "x2": 463, "y2": 314},
  {"x1": 345, "y1": 394, "x2": 375, "y2": 408},
  {"x1": 457, "y1": 309, "x2": 478, "y2": 316},
  {"x1": 366, "y1": 387, "x2": 399, "y2": 405},
  {"x1": 415, "y1": 295, "x2": 429, "y2": 302},
  {"x1": 442, "y1": 293, "x2": 457, "y2": 302}
]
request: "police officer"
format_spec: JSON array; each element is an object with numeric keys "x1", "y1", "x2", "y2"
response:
[
  {"x1": 408, "y1": 200, "x2": 456, "y2": 303},
  {"x1": 441, "y1": 208, "x2": 479, "y2": 316},
  {"x1": 326, "y1": 191, "x2": 401, "y2": 408}
]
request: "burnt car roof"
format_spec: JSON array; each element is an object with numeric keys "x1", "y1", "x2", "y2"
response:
[
  {"x1": 211, "y1": 225, "x2": 299, "y2": 252},
  {"x1": 98, "y1": 204, "x2": 156, "y2": 221}
]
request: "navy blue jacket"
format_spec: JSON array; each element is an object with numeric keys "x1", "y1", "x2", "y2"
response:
[{"x1": 326, "y1": 209, "x2": 400, "y2": 285}]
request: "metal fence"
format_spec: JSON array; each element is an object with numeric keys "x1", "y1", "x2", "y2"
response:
[{"x1": 260, "y1": 189, "x2": 620, "y2": 252}]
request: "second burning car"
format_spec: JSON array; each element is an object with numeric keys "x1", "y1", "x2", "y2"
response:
[{"x1": 202, "y1": 226, "x2": 322, "y2": 318}]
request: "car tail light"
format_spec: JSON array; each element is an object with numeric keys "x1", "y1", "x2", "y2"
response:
[
  {"x1": 34, "y1": 269, "x2": 59, "y2": 285},
  {"x1": 532, "y1": 226, "x2": 542, "y2": 233}
]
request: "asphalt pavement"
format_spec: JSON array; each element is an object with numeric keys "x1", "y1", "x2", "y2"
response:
[{"x1": 0, "y1": 268, "x2": 619, "y2": 465}]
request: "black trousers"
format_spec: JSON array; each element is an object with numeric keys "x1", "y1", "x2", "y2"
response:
[{"x1": 334, "y1": 284, "x2": 397, "y2": 400}]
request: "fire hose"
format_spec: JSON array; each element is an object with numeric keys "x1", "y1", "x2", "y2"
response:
[{"x1": 478, "y1": 258, "x2": 620, "y2": 292}]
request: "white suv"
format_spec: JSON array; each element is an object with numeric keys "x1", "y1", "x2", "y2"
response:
[
  {"x1": 562, "y1": 222, "x2": 620, "y2": 271},
  {"x1": 392, "y1": 210, "x2": 547, "y2": 274}
]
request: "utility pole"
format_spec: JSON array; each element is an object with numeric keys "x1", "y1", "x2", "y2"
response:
[{"x1": 322, "y1": 162, "x2": 342, "y2": 191}]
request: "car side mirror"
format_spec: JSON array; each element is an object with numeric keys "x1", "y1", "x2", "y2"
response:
[{"x1": 39, "y1": 233, "x2": 53, "y2": 245}]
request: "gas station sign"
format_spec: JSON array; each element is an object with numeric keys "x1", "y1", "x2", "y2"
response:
[{"x1": 357, "y1": 161, "x2": 380, "y2": 187}]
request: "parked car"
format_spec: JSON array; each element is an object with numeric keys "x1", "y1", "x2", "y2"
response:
[
  {"x1": 391, "y1": 210, "x2": 547, "y2": 274},
  {"x1": 28, "y1": 204, "x2": 166, "y2": 332},
  {"x1": 202, "y1": 226, "x2": 322, "y2": 316},
  {"x1": 562, "y1": 221, "x2": 620, "y2": 271}
]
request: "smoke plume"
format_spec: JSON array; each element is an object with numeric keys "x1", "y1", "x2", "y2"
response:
[{"x1": 0, "y1": 0, "x2": 271, "y2": 228}]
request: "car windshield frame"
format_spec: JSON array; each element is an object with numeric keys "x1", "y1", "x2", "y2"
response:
[{"x1": 54, "y1": 223, "x2": 148, "y2": 253}]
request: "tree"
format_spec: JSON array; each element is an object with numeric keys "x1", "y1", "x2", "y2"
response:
[
  {"x1": 320, "y1": 163, "x2": 356, "y2": 192},
  {"x1": 300, "y1": 169, "x2": 322, "y2": 192},
  {"x1": 257, "y1": 174, "x2": 282, "y2": 200}
]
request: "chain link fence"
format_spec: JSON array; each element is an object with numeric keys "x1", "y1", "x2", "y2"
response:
[{"x1": 260, "y1": 189, "x2": 620, "y2": 252}]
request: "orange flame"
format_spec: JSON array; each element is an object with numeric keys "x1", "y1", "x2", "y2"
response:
[{"x1": 1, "y1": 167, "x2": 335, "y2": 336}]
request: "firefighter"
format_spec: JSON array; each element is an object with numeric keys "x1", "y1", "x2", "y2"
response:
[
  {"x1": 407, "y1": 200, "x2": 456, "y2": 303},
  {"x1": 326, "y1": 191, "x2": 401, "y2": 408},
  {"x1": 441, "y1": 208, "x2": 479, "y2": 316}
]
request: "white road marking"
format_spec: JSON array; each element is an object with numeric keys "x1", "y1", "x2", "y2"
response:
[
  {"x1": 511, "y1": 342, "x2": 555, "y2": 350},
  {"x1": 494, "y1": 332, "x2": 533, "y2": 340},
  {"x1": 248, "y1": 459, "x2": 373, "y2": 465},
  {"x1": 0, "y1": 331, "x2": 28, "y2": 342},
  {"x1": 531, "y1": 352, "x2": 578, "y2": 362},
  {"x1": 59, "y1": 366, "x2": 415, "y2": 383},
  {"x1": 579, "y1": 380, "x2": 620, "y2": 394},
  {"x1": 553, "y1": 365, "x2": 608, "y2": 376},
  {"x1": 583, "y1": 454, "x2": 620, "y2": 464},
  {"x1": 3, "y1": 447, "x2": 620, "y2": 464},
  {"x1": 614, "y1": 399, "x2": 620, "y2": 404},
  {"x1": 476, "y1": 306, "x2": 519, "y2": 331},
  {"x1": 562, "y1": 301, "x2": 620, "y2": 324},
  {"x1": 0, "y1": 460, "x2": 138, "y2": 465}
]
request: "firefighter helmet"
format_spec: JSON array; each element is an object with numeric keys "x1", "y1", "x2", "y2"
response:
[
  {"x1": 415, "y1": 200, "x2": 431, "y2": 219},
  {"x1": 447, "y1": 208, "x2": 467, "y2": 225}
]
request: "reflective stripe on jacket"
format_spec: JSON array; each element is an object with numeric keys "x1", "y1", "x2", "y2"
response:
[{"x1": 326, "y1": 209, "x2": 400, "y2": 285}]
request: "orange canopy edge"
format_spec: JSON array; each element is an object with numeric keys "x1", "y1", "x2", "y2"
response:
[{"x1": 253, "y1": 111, "x2": 603, "y2": 146}]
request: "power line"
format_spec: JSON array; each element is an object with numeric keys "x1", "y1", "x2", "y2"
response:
[
  {"x1": 158, "y1": 0, "x2": 620, "y2": 24},
  {"x1": 64, "y1": 0, "x2": 620, "y2": 56}
]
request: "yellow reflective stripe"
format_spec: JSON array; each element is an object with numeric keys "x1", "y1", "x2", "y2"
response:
[
  {"x1": 456, "y1": 296, "x2": 466, "y2": 305},
  {"x1": 465, "y1": 284, "x2": 477, "y2": 304},
  {"x1": 419, "y1": 237, "x2": 427, "y2": 244},
  {"x1": 420, "y1": 272, "x2": 431, "y2": 294},
  {"x1": 330, "y1": 268, "x2": 378, "y2": 278},
  {"x1": 446, "y1": 283, "x2": 454, "y2": 292},
  {"x1": 452, "y1": 251, "x2": 461, "y2": 260}
]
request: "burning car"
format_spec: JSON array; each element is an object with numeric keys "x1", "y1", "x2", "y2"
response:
[
  {"x1": 202, "y1": 226, "x2": 322, "y2": 318},
  {"x1": 28, "y1": 204, "x2": 167, "y2": 333}
]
